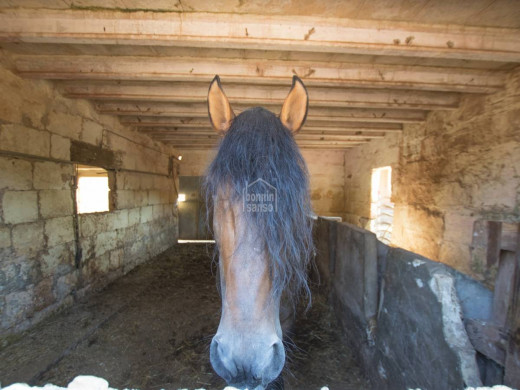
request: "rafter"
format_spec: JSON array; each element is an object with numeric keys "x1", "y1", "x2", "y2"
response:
[
  {"x1": 61, "y1": 82, "x2": 459, "y2": 110},
  {"x1": 99, "y1": 103, "x2": 427, "y2": 123},
  {"x1": 129, "y1": 120, "x2": 402, "y2": 132},
  {"x1": 1, "y1": 10, "x2": 520, "y2": 62},
  {"x1": 139, "y1": 131, "x2": 386, "y2": 140},
  {"x1": 14, "y1": 55, "x2": 506, "y2": 93},
  {"x1": 164, "y1": 139, "x2": 366, "y2": 148}
]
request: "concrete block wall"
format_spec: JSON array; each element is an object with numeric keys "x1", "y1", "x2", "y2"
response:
[
  {"x1": 343, "y1": 67, "x2": 520, "y2": 282},
  {"x1": 179, "y1": 148, "x2": 346, "y2": 217},
  {"x1": 0, "y1": 57, "x2": 179, "y2": 336},
  {"x1": 315, "y1": 218, "x2": 492, "y2": 390}
]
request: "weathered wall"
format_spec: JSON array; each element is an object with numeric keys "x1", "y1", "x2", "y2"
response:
[
  {"x1": 315, "y1": 218, "x2": 492, "y2": 390},
  {"x1": 0, "y1": 57, "x2": 179, "y2": 336},
  {"x1": 179, "y1": 148, "x2": 345, "y2": 217},
  {"x1": 344, "y1": 68, "x2": 520, "y2": 280}
]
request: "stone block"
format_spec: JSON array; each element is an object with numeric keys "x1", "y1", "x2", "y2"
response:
[
  {"x1": 87, "y1": 253, "x2": 111, "y2": 278},
  {"x1": 152, "y1": 204, "x2": 164, "y2": 219},
  {"x1": 40, "y1": 241, "x2": 74, "y2": 277},
  {"x1": 123, "y1": 173, "x2": 141, "y2": 190},
  {"x1": 79, "y1": 213, "x2": 108, "y2": 237},
  {"x1": 0, "y1": 123, "x2": 50, "y2": 158},
  {"x1": 79, "y1": 236, "x2": 94, "y2": 261},
  {"x1": 148, "y1": 190, "x2": 161, "y2": 205},
  {"x1": 109, "y1": 248, "x2": 124, "y2": 271},
  {"x1": 50, "y1": 134, "x2": 71, "y2": 160},
  {"x1": 55, "y1": 271, "x2": 78, "y2": 300},
  {"x1": 47, "y1": 110, "x2": 82, "y2": 139},
  {"x1": 81, "y1": 119, "x2": 103, "y2": 146},
  {"x1": 33, "y1": 277, "x2": 55, "y2": 311},
  {"x1": 140, "y1": 175, "x2": 154, "y2": 191},
  {"x1": 135, "y1": 190, "x2": 148, "y2": 207},
  {"x1": 108, "y1": 209, "x2": 129, "y2": 230},
  {"x1": 116, "y1": 190, "x2": 135, "y2": 209},
  {"x1": 140, "y1": 205, "x2": 153, "y2": 223},
  {"x1": 2, "y1": 288, "x2": 34, "y2": 329},
  {"x1": 160, "y1": 190, "x2": 170, "y2": 205},
  {"x1": 39, "y1": 189, "x2": 73, "y2": 219},
  {"x1": 3, "y1": 191, "x2": 38, "y2": 224},
  {"x1": 45, "y1": 216, "x2": 74, "y2": 247},
  {"x1": 0, "y1": 157, "x2": 32, "y2": 190},
  {"x1": 0, "y1": 226, "x2": 11, "y2": 249},
  {"x1": 33, "y1": 162, "x2": 73, "y2": 190},
  {"x1": 94, "y1": 230, "x2": 118, "y2": 257},
  {"x1": 127, "y1": 208, "x2": 140, "y2": 226}
]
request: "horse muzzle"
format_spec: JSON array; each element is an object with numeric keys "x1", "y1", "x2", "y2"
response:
[{"x1": 210, "y1": 333, "x2": 285, "y2": 388}]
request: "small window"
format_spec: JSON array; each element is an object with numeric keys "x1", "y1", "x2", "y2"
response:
[
  {"x1": 370, "y1": 166, "x2": 394, "y2": 244},
  {"x1": 75, "y1": 164, "x2": 110, "y2": 214}
]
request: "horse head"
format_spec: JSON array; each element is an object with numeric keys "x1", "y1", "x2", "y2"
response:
[{"x1": 204, "y1": 76, "x2": 313, "y2": 389}]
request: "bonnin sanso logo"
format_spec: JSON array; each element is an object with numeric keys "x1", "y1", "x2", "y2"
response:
[{"x1": 243, "y1": 178, "x2": 277, "y2": 213}]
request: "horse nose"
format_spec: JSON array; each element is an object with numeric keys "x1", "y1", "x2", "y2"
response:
[{"x1": 210, "y1": 335, "x2": 285, "y2": 387}]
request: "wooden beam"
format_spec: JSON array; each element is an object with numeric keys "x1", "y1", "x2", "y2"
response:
[
  {"x1": 131, "y1": 118, "x2": 403, "y2": 133},
  {"x1": 504, "y1": 227, "x2": 520, "y2": 388},
  {"x1": 144, "y1": 133, "x2": 383, "y2": 142},
  {"x1": 155, "y1": 137, "x2": 366, "y2": 144},
  {"x1": 139, "y1": 128, "x2": 386, "y2": 139},
  {"x1": 99, "y1": 103, "x2": 427, "y2": 123},
  {"x1": 174, "y1": 144, "x2": 358, "y2": 150},
  {"x1": 165, "y1": 140, "x2": 365, "y2": 149},
  {"x1": 1, "y1": 10, "x2": 519, "y2": 62},
  {"x1": 62, "y1": 82, "x2": 459, "y2": 110},
  {"x1": 15, "y1": 55, "x2": 506, "y2": 93}
]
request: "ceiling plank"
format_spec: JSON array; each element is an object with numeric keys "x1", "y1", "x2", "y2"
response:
[
  {"x1": 174, "y1": 144, "x2": 358, "y2": 150},
  {"x1": 15, "y1": 55, "x2": 506, "y2": 93},
  {"x1": 98, "y1": 102, "x2": 428, "y2": 123},
  {"x1": 129, "y1": 119, "x2": 402, "y2": 131},
  {"x1": 139, "y1": 131, "x2": 386, "y2": 139},
  {"x1": 62, "y1": 82, "x2": 459, "y2": 110},
  {"x1": 1, "y1": 10, "x2": 520, "y2": 62},
  {"x1": 163, "y1": 139, "x2": 367, "y2": 147}
]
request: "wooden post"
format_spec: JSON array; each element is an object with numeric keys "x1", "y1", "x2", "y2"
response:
[{"x1": 504, "y1": 227, "x2": 520, "y2": 387}]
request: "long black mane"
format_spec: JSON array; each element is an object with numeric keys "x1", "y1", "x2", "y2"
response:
[{"x1": 203, "y1": 107, "x2": 314, "y2": 301}]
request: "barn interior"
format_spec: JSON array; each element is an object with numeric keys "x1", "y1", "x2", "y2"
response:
[{"x1": 0, "y1": 1, "x2": 519, "y2": 389}]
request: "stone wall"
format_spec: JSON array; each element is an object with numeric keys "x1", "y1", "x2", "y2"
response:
[
  {"x1": 343, "y1": 68, "x2": 520, "y2": 281},
  {"x1": 0, "y1": 57, "x2": 179, "y2": 336},
  {"x1": 179, "y1": 148, "x2": 345, "y2": 217},
  {"x1": 315, "y1": 218, "x2": 492, "y2": 389}
]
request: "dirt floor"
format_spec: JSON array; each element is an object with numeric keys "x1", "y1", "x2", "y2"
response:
[{"x1": 0, "y1": 244, "x2": 369, "y2": 390}]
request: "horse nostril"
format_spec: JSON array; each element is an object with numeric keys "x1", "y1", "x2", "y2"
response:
[
  {"x1": 210, "y1": 336, "x2": 237, "y2": 383},
  {"x1": 246, "y1": 338, "x2": 285, "y2": 387}
]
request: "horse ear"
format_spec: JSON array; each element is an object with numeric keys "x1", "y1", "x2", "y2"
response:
[
  {"x1": 208, "y1": 75, "x2": 235, "y2": 135},
  {"x1": 280, "y1": 76, "x2": 309, "y2": 133}
]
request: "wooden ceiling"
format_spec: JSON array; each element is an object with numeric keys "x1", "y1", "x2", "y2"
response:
[{"x1": 0, "y1": 0, "x2": 519, "y2": 150}]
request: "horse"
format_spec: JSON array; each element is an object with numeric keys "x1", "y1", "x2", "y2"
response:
[{"x1": 203, "y1": 75, "x2": 314, "y2": 389}]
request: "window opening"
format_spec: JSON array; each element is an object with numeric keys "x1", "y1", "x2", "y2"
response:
[
  {"x1": 370, "y1": 166, "x2": 394, "y2": 244},
  {"x1": 75, "y1": 164, "x2": 110, "y2": 214}
]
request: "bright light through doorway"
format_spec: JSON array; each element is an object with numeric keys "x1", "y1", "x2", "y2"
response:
[
  {"x1": 370, "y1": 166, "x2": 394, "y2": 244},
  {"x1": 76, "y1": 165, "x2": 110, "y2": 214}
]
